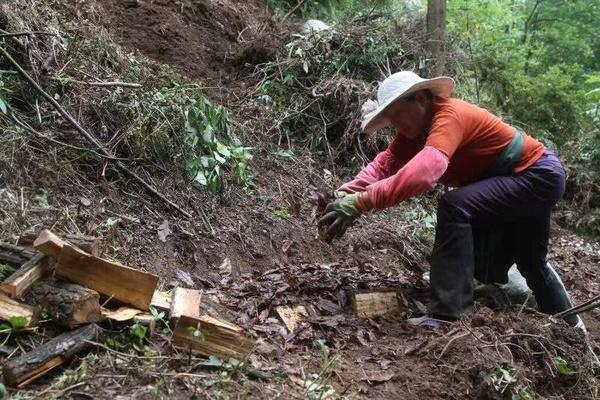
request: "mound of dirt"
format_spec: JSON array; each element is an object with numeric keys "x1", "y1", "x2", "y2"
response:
[{"x1": 99, "y1": 0, "x2": 283, "y2": 82}]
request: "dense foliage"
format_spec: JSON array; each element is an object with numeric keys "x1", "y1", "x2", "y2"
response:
[{"x1": 269, "y1": 0, "x2": 600, "y2": 234}]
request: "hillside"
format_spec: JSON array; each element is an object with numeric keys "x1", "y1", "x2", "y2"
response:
[{"x1": 0, "y1": 1, "x2": 598, "y2": 399}]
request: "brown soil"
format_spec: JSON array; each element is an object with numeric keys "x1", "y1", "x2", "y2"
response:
[
  {"x1": 0, "y1": 1, "x2": 598, "y2": 399},
  {"x1": 99, "y1": 0, "x2": 284, "y2": 83}
]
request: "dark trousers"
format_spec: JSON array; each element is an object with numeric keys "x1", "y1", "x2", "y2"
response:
[{"x1": 429, "y1": 150, "x2": 573, "y2": 320}]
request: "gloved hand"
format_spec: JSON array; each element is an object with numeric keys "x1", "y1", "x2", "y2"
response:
[{"x1": 318, "y1": 192, "x2": 364, "y2": 241}]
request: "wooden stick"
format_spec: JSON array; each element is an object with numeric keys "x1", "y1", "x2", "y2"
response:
[
  {"x1": 79, "y1": 81, "x2": 142, "y2": 88},
  {"x1": 554, "y1": 294, "x2": 600, "y2": 318},
  {"x1": 0, "y1": 252, "x2": 49, "y2": 298},
  {"x1": 2, "y1": 324, "x2": 99, "y2": 387},
  {"x1": 0, "y1": 31, "x2": 58, "y2": 38},
  {"x1": 0, "y1": 46, "x2": 191, "y2": 219}
]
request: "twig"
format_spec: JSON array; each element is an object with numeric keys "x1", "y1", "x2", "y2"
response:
[
  {"x1": 553, "y1": 294, "x2": 600, "y2": 318},
  {"x1": 0, "y1": 45, "x2": 192, "y2": 218},
  {"x1": 0, "y1": 31, "x2": 58, "y2": 39},
  {"x1": 78, "y1": 81, "x2": 142, "y2": 88},
  {"x1": 282, "y1": 0, "x2": 309, "y2": 21}
]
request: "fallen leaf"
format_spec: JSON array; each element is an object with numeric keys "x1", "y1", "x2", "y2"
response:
[
  {"x1": 79, "y1": 196, "x2": 91, "y2": 207},
  {"x1": 175, "y1": 269, "x2": 195, "y2": 286},
  {"x1": 157, "y1": 220, "x2": 171, "y2": 242},
  {"x1": 413, "y1": 299, "x2": 427, "y2": 314},
  {"x1": 360, "y1": 371, "x2": 395, "y2": 383},
  {"x1": 219, "y1": 258, "x2": 232, "y2": 274}
]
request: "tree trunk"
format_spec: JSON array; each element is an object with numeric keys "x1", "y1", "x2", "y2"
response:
[{"x1": 426, "y1": 0, "x2": 447, "y2": 76}]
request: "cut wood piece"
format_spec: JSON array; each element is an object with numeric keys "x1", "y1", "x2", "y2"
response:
[
  {"x1": 33, "y1": 229, "x2": 66, "y2": 259},
  {"x1": 0, "y1": 292, "x2": 38, "y2": 327},
  {"x1": 151, "y1": 290, "x2": 171, "y2": 311},
  {"x1": 172, "y1": 315, "x2": 255, "y2": 359},
  {"x1": 351, "y1": 290, "x2": 400, "y2": 318},
  {"x1": 101, "y1": 307, "x2": 143, "y2": 322},
  {"x1": 30, "y1": 280, "x2": 103, "y2": 328},
  {"x1": 22, "y1": 232, "x2": 100, "y2": 256},
  {"x1": 0, "y1": 242, "x2": 35, "y2": 266},
  {"x1": 0, "y1": 253, "x2": 49, "y2": 299},
  {"x1": 170, "y1": 288, "x2": 202, "y2": 320},
  {"x1": 56, "y1": 243, "x2": 159, "y2": 310},
  {"x1": 2, "y1": 323, "x2": 99, "y2": 387},
  {"x1": 275, "y1": 305, "x2": 308, "y2": 332}
]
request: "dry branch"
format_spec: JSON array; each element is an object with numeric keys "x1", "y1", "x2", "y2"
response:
[
  {"x1": 0, "y1": 242, "x2": 35, "y2": 266},
  {"x1": 2, "y1": 324, "x2": 99, "y2": 387}
]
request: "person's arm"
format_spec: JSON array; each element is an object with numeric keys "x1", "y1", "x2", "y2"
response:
[
  {"x1": 360, "y1": 146, "x2": 449, "y2": 210},
  {"x1": 337, "y1": 149, "x2": 400, "y2": 194}
]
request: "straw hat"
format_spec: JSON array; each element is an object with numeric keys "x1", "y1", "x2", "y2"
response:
[{"x1": 361, "y1": 71, "x2": 455, "y2": 133}]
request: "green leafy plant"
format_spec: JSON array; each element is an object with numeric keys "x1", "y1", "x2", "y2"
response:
[
  {"x1": 187, "y1": 322, "x2": 205, "y2": 342},
  {"x1": 184, "y1": 99, "x2": 253, "y2": 193},
  {"x1": 129, "y1": 323, "x2": 148, "y2": 346},
  {"x1": 554, "y1": 356, "x2": 574, "y2": 376},
  {"x1": 0, "y1": 316, "x2": 29, "y2": 331},
  {"x1": 0, "y1": 264, "x2": 15, "y2": 282},
  {"x1": 33, "y1": 188, "x2": 50, "y2": 208},
  {"x1": 274, "y1": 208, "x2": 293, "y2": 219}
]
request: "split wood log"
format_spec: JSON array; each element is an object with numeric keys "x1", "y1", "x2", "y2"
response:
[
  {"x1": 150, "y1": 290, "x2": 171, "y2": 311},
  {"x1": 0, "y1": 253, "x2": 49, "y2": 299},
  {"x1": 172, "y1": 315, "x2": 255, "y2": 359},
  {"x1": 56, "y1": 243, "x2": 159, "y2": 310},
  {"x1": 33, "y1": 229, "x2": 65, "y2": 260},
  {"x1": 0, "y1": 242, "x2": 35, "y2": 266},
  {"x1": 30, "y1": 280, "x2": 103, "y2": 328},
  {"x1": 23, "y1": 231, "x2": 100, "y2": 256},
  {"x1": 275, "y1": 305, "x2": 308, "y2": 332},
  {"x1": 351, "y1": 290, "x2": 401, "y2": 318},
  {"x1": 170, "y1": 288, "x2": 202, "y2": 320},
  {"x1": 152, "y1": 290, "x2": 239, "y2": 322},
  {"x1": 0, "y1": 292, "x2": 38, "y2": 327},
  {"x1": 2, "y1": 323, "x2": 99, "y2": 387}
]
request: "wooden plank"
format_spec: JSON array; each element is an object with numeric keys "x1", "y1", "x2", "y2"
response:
[
  {"x1": 0, "y1": 253, "x2": 50, "y2": 299},
  {"x1": 170, "y1": 288, "x2": 202, "y2": 320},
  {"x1": 0, "y1": 292, "x2": 38, "y2": 327},
  {"x1": 275, "y1": 305, "x2": 308, "y2": 332},
  {"x1": 2, "y1": 324, "x2": 99, "y2": 387},
  {"x1": 0, "y1": 243, "x2": 35, "y2": 266},
  {"x1": 151, "y1": 290, "x2": 171, "y2": 311},
  {"x1": 351, "y1": 290, "x2": 400, "y2": 318},
  {"x1": 134, "y1": 313, "x2": 157, "y2": 335},
  {"x1": 56, "y1": 243, "x2": 159, "y2": 310},
  {"x1": 172, "y1": 314, "x2": 255, "y2": 359},
  {"x1": 22, "y1": 232, "x2": 100, "y2": 256},
  {"x1": 30, "y1": 280, "x2": 103, "y2": 328},
  {"x1": 33, "y1": 229, "x2": 66, "y2": 260}
]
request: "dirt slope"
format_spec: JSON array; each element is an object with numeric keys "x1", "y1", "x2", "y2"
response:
[{"x1": 0, "y1": 1, "x2": 598, "y2": 399}]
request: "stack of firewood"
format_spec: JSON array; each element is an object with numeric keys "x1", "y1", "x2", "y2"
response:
[{"x1": 0, "y1": 230, "x2": 254, "y2": 388}]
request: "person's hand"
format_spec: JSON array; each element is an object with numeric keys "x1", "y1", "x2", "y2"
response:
[{"x1": 318, "y1": 192, "x2": 363, "y2": 241}]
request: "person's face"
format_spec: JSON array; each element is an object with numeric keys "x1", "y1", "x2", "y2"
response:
[{"x1": 382, "y1": 91, "x2": 431, "y2": 140}]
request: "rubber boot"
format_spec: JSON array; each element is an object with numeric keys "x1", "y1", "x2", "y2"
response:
[{"x1": 429, "y1": 221, "x2": 475, "y2": 318}]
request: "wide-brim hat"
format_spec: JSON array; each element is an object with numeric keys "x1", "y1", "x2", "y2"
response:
[{"x1": 362, "y1": 71, "x2": 455, "y2": 133}]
